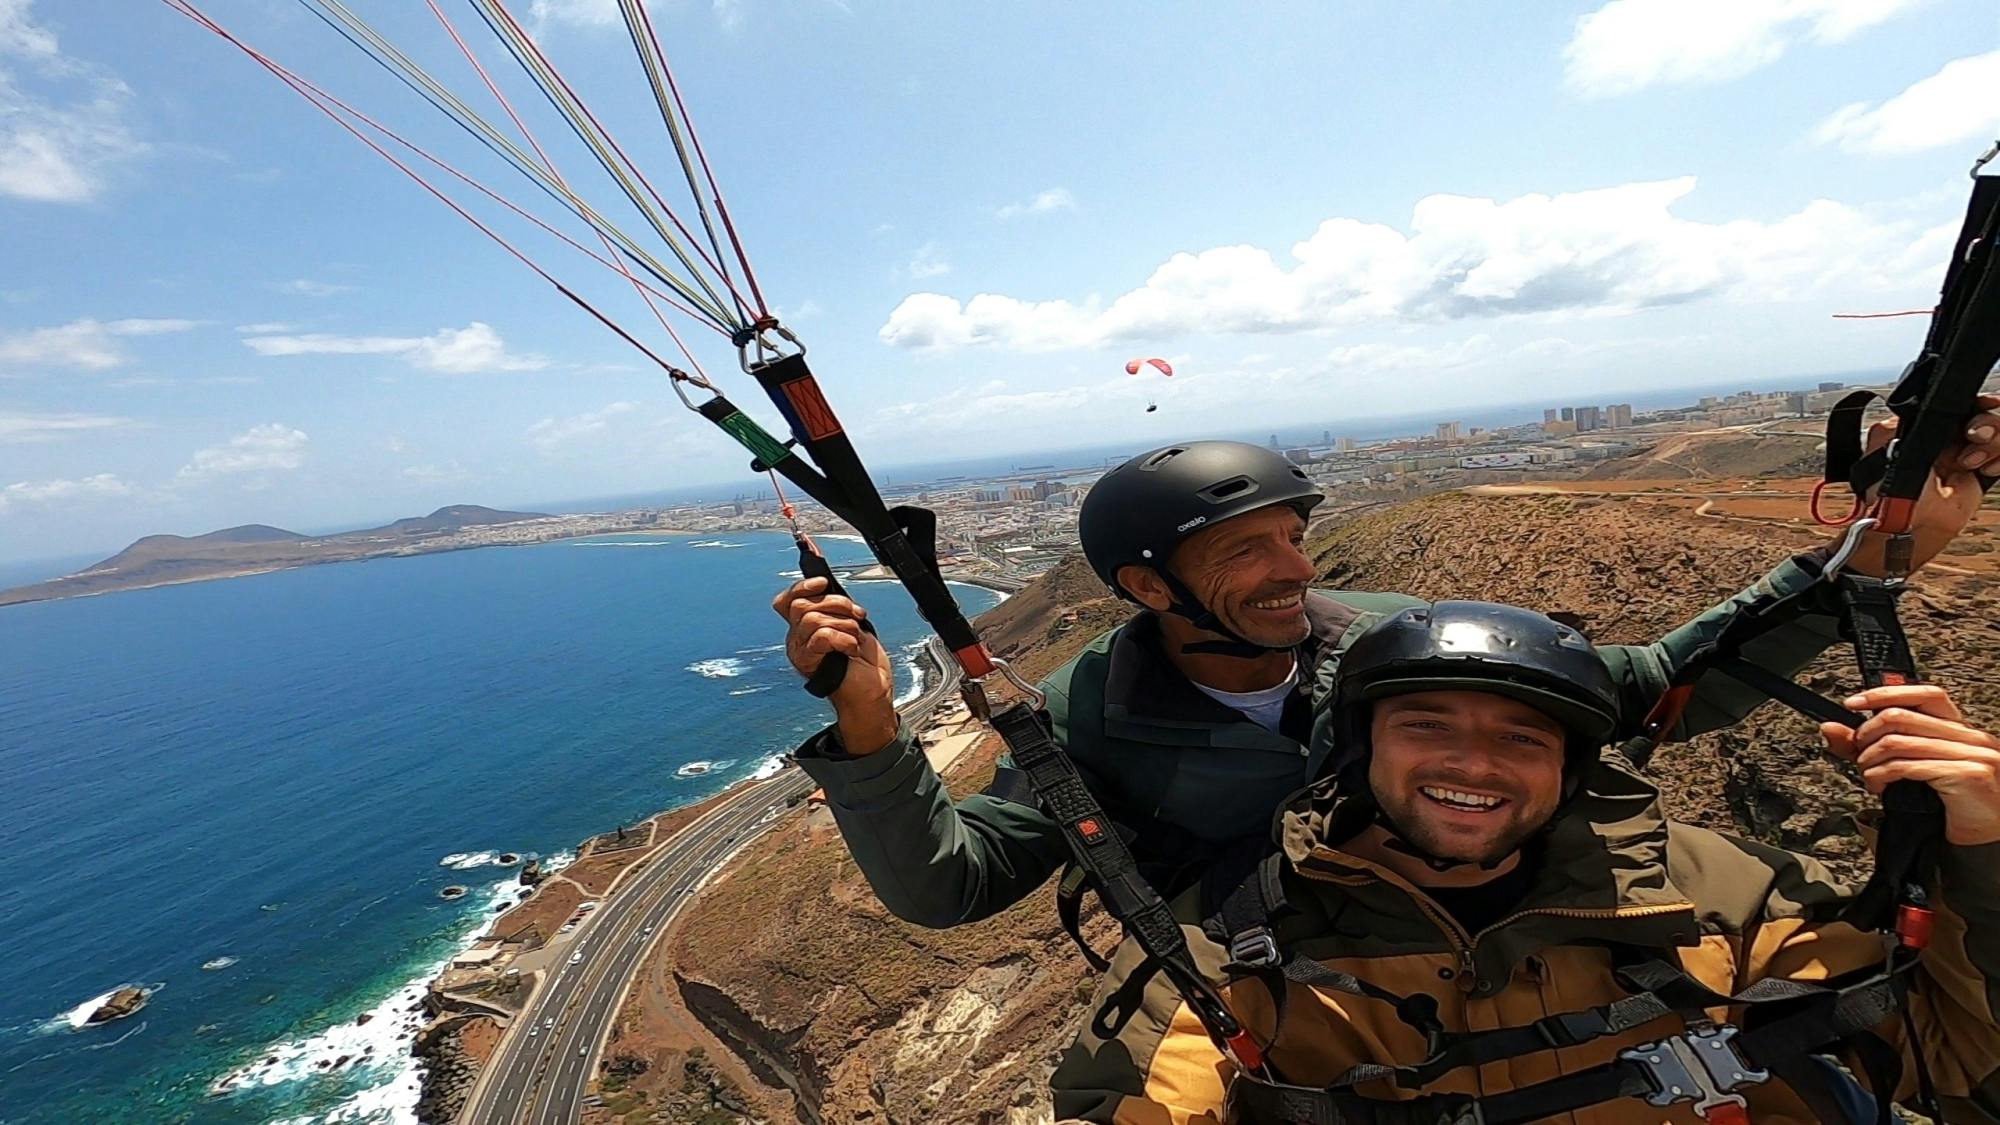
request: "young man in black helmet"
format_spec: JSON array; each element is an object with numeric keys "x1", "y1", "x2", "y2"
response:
[
  {"x1": 772, "y1": 434, "x2": 1995, "y2": 938},
  {"x1": 1051, "y1": 601, "x2": 2000, "y2": 1124}
]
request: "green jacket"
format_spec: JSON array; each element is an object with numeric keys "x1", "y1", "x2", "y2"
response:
[{"x1": 793, "y1": 550, "x2": 1841, "y2": 929}]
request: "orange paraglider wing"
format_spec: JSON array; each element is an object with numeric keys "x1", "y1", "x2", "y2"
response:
[{"x1": 1125, "y1": 357, "x2": 1173, "y2": 377}]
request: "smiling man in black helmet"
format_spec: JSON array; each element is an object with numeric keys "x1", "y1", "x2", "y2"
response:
[
  {"x1": 772, "y1": 435, "x2": 1994, "y2": 949},
  {"x1": 1052, "y1": 602, "x2": 2000, "y2": 1125}
]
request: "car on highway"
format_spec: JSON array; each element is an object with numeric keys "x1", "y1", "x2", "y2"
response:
[
  {"x1": 529, "y1": 1024, "x2": 539, "y2": 1037},
  {"x1": 569, "y1": 951, "x2": 583, "y2": 965},
  {"x1": 643, "y1": 925, "x2": 653, "y2": 936},
  {"x1": 544, "y1": 1016, "x2": 554, "y2": 1029}
]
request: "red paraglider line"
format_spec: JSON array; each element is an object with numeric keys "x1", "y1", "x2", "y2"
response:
[
  {"x1": 1832, "y1": 309, "x2": 1935, "y2": 319},
  {"x1": 424, "y1": 0, "x2": 710, "y2": 381},
  {"x1": 479, "y1": 0, "x2": 754, "y2": 314},
  {"x1": 161, "y1": 0, "x2": 710, "y2": 374}
]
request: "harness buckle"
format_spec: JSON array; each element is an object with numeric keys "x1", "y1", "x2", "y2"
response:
[
  {"x1": 1619, "y1": 1025, "x2": 1769, "y2": 1121},
  {"x1": 1226, "y1": 927, "x2": 1282, "y2": 970}
]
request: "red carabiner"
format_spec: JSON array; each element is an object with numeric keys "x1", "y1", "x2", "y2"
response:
[{"x1": 1809, "y1": 479, "x2": 1865, "y2": 527}]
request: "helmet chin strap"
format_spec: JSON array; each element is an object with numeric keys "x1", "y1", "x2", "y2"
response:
[{"x1": 1155, "y1": 568, "x2": 1290, "y2": 659}]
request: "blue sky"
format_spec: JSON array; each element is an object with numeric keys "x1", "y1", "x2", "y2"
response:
[{"x1": 1, "y1": 0, "x2": 1997, "y2": 563}]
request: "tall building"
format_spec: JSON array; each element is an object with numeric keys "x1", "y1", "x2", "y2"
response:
[
  {"x1": 1818, "y1": 381, "x2": 1845, "y2": 393},
  {"x1": 1337, "y1": 436, "x2": 1357, "y2": 452},
  {"x1": 1606, "y1": 404, "x2": 1633, "y2": 429},
  {"x1": 1322, "y1": 429, "x2": 1332, "y2": 445},
  {"x1": 1560, "y1": 407, "x2": 1574, "y2": 422},
  {"x1": 1786, "y1": 393, "x2": 1808, "y2": 415},
  {"x1": 1436, "y1": 421, "x2": 1461, "y2": 441},
  {"x1": 1543, "y1": 408, "x2": 1560, "y2": 424},
  {"x1": 1006, "y1": 485, "x2": 1037, "y2": 503},
  {"x1": 1574, "y1": 405, "x2": 1602, "y2": 432},
  {"x1": 1270, "y1": 434, "x2": 1281, "y2": 449},
  {"x1": 1031, "y1": 480, "x2": 1060, "y2": 501}
]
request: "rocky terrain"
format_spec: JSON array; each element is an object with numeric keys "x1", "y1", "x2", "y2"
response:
[{"x1": 567, "y1": 449, "x2": 2000, "y2": 1124}]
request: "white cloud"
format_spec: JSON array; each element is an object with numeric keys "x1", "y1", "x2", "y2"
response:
[
  {"x1": 0, "y1": 317, "x2": 198, "y2": 371},
  {"x1": 880, "y1": 177, "x2": 1945, "y2": 352},
  {"x1": 0, "y1": 409, "x2": 137, "y2": 443},
  {"x1": 235, "y1": 321, "x2": 297, "y2": 334},
  {"x1": 0, "y1": 472, "x2": 130, "y2": 513},
  {"x1": 400, "y1": 461, "x2": 474, "y2": 485},
  {"x1": 876, "y1": 381, "x2": 1095, "y2": 432},
  {"x1": 906, "y1": 242, "x2": 951, "y2": 280},
  {"x1": 996, "y1": 188, "x2": 1077, "y2": 220},
  {"x1": 1812, "y1": 50, "x2": 2000, "y2": 156},
  {"x1": 0, "y1": 1, "x2": 148, "y2": 203},
  {"x1": 278, "y1": 278, "x2": 356, "y2": 298},
  {"x1": 527, "y1": 401, "x2": 638, "y2": 451},
  {"x1": 1564, "y1": 0, "x2": 1921, "y2": 97},
  {"x1": 177, "y1": 423, "x2": 309, "y2": 483},
  {"x1": 242, "y1": 322, "x2": 547, "y2": 374}
]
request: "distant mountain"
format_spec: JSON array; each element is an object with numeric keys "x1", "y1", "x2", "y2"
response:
[
  {"x1": 0, "y1": 503, "x2": 583, "y2": 608},
  {"x1": 90, "y1": 524, "x2": 307, "y2": 571},
  {"x1": 379, "y1": 506, "x2": 544, "y2": 536}
]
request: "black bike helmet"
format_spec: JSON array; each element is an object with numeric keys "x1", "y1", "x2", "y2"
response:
[
  {"x1": 1079, "y1": 442, "x2": 1322, "y2": 652},
  {"x1": 1333, "y1": 600, "x2": 1621, "y2": 769},
  {"x1": 1327, "y1": 601, "x2": 1621, "y2": 871}
]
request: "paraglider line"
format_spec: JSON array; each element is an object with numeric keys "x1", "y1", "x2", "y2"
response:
[
  {"x1": 292, "y1": 0, "x2": 739, "y2": 330},
  {"x1": 161, "y1": 0, "x2": 710, "y2": 372},
  {"x1": 624, "y1": 0, "x2": 771, "y2": 318},
  {"x1": 425, "y1": 0, "x2": 711, "y2": 379},
  {"x1": 473, "y1": 0, "x2": 757, "y2": 318}
]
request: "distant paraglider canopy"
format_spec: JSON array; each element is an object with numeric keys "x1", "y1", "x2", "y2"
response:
[{"x1": 1125, "y1": 357, "x2": 1174, "y2": 377}]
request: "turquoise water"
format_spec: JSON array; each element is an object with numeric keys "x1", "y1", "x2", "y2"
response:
[{"x1": 0, "y1": 531, "x2": 999, "y2": 1124}]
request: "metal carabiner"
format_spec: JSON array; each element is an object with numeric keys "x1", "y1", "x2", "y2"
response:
[
  {"x1": 1824, "y1": 516, "x2": 1880, "y2": 577},
  {"x1": 988, "y1": 656, "x2": 1048, "y2": 711},
  {"x1": 1972, "y1": 138, "x2": 1999, "y2": 180},
  {"x1": 667, "y1": 365, "x2": 717, "y2": 412},
  {"x1": 736, "y1": 321, "x2": 806, "y2": 374}
]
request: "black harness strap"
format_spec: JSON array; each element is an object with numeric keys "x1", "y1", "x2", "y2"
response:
[
  {"x1": 1226, "y1": 949, "x2": 1920, "y2": 1125},
  {"x1": 989, "y1": 701, "x2": 1267, "y2": 1068}
]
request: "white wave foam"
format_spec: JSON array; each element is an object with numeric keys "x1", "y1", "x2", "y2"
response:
[
  {"x1": 818, "y1": 533, "x2": 865, "y2": 544},
  {"x1": 893, "y1": 641, "x2": 929, "y2": 707},
  {"x1": 676, "y1": 759, "x2": 737, "y2": 779},
  {"x1": 776, "y1": 569, "x2": 804, "y2": 579},
  {"x1": 41, "y1": 984, "x2": 161, "y2": 1034},
  {"x1": 436, "y1": 851, "x2": 503, "y2": 870},
  {"x1": 727, "y1": 686, "x2": 772, "y2": 697},
  {"x1": 749, "y1": 756, "x2": 786, "y2": 781},
  {"x1": 570, "y1": 540, "x2": 678, "y2": 548},
  {"x1": 686, "y1": 658, "x2": 746, "y2": 679},
  {"x1": 734, "y1": 642, "x2": 786, "y2": 655},
  {"x1": 212, "y1": 852, "x2": 575, "y2": 1118},
  {"x1": 688, "y1": 540, "x2": 746, "y2": 549}
]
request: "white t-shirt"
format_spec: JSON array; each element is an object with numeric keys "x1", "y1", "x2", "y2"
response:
[{"x1": 1191, "y1": 659, "x2": 1298, "y2": 732}]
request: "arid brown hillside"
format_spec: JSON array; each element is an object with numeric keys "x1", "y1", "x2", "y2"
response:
[
  {"x1": 1582, "y1": 427, "x2": 1824, "y2": 481},
  {"x1": 601, "y1": 475, "x2": 2000, "y2": 1125}
]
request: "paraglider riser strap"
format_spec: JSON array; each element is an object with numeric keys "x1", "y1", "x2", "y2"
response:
[{"x1": 987, "y1": 702, "x2": 1249, "y2": 1050}]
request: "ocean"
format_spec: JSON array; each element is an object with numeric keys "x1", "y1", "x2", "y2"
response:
[{"x1": 0, "y1": 531, "x2": 1001, "y2": 1125}]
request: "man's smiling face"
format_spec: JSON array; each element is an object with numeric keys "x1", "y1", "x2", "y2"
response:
[
  {"x1": 1366, "y1": 689, "x2": 1568, "y2": 867},
  {"x1": 1166, "y1": 506, "x2": 1317, "y2": 648}
]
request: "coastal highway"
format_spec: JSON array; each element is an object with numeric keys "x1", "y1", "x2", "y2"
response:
[{"x1": 461, "y1": 639, "x2": 964, "y2": 1125}]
